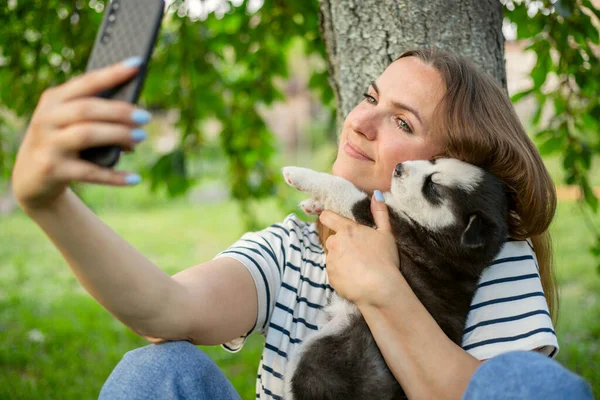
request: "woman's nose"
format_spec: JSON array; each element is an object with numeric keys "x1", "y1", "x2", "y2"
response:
[{"x1": 349, "y1": 109, "x2": 377, "y2": 140}]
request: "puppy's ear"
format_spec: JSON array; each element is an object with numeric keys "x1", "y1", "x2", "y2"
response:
[{"x1": 461, "y1": 214, "x2": 486, "y2": 248}]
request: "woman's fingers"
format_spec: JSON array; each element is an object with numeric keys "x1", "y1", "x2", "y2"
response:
[
  {"x1": 51, "y1": 97, "x2": 150, "y2": 128},
  {"x1": 10, "y1": 59, "x2": 148, "y2": 210},
  {"x1": 319, "y1": 210, "x2": 355, "y2": 232},
  {"x1": 55, "y1": 122, "x2": 147, "y2": 153},
  {"x1": 58, "y1": 159, "x2": 141, "y2": 187},
  {"x1": 55, "y1": 57, "x2": 143, "y2": 102},
  {"x1": 371, "y1": 191, "x2": 393, "y2": 232}
]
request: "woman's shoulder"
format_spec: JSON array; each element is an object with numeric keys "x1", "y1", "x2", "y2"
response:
[
  {"x1": 267, "y1": 213, "x2": 319, "y2": 239},
  {"x1": 489, "y1": 238, "x2": 537, "y2": 266},
  {"x1": 239, "y1": 213, "x2": 322, "y2": 253},
  {"x1": 501, "y1": 238, "x2": 536, "y2": 254},
  {"x1": 464, "y1": 238, "x2": 557, "y2": 360},
  {"x1": 481, "y1": 238, "x2": 539, "y2": 281}
]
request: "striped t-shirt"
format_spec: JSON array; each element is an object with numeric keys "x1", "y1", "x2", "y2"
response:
[{"x1": 214, "y1": 213, "x2": 558, "y2": 399}]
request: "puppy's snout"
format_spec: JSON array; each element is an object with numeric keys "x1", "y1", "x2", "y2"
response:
[{"x1": 394, "y1": 163, "x2": 404, "y2": 177}]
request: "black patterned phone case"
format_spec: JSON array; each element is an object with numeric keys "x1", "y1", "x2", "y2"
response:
[{"x1": 80, "y1": 0, "x2": 164, "y2": 168}]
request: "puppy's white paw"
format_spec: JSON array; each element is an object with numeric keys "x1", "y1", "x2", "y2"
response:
[
  {"x1": 282, "y1": 166, "x2": 319, "y2": 192},
  {"x1": 299, "y1": 198, "x2": 324, "y2": 215}
]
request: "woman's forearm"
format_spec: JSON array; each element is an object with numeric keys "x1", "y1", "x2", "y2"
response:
[
  {"x1": 21, "y1": 187, "x2": 185, "y2": 336},
  {"x1": 358, "y1": 272, "x2": 481, "y2": 400}
]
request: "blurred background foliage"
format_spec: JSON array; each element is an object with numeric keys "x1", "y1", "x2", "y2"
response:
[
  {"x1": 0, "y1": 0, "x2": 335, "y2": 230},
  {"x1": 504, "y1": 0, "x2": 600, "y2": 270},
  {"x1": 0, "y1": 0, "x2": 598, "y2": 252},
  {"x1": 4, "y1": 0, "x2": 597, "y2": 267}
]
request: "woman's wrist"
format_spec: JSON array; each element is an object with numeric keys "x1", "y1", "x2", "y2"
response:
[
  {"x1": 356, "y1": 265, "x2": 481, "y2": 400},
  {"x1": 355, "y1": 265, "x2": 407, "y2": 311}
]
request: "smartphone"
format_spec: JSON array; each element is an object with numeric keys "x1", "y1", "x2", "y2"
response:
[{"x1": 80, "y1": 0, "x2": 165, "y2": 168}]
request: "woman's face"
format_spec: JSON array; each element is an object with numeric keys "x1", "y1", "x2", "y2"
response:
[{"x1": 332, "y1": 56, "x2": 446, "y2": 194}]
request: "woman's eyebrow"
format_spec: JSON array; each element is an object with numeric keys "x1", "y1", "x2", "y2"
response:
[{"x1": 370, "y1": 80, "x2": 423, "y2": 125}]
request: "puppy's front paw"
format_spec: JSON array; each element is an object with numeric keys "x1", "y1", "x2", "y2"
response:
[
  {"x1": 282, "y1": 166, "x2": 319, "y2": 193},
  {"x1": 299, "y1": 198, "x2": 324, "y2": 215}
]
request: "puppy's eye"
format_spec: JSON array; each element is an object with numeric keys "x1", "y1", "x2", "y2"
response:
[
  {"x1": 424, "y1": 174, "x2": 439, "y2": 195},
  {"x1": 429, "y1": 179, "x2": 438, "y2": 193}
]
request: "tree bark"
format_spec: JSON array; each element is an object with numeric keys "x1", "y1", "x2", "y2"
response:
[{"x1": 318, "y1": 0, "x2": 506, "y2": 125}]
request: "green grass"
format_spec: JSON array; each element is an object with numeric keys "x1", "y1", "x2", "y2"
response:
[
  {"x1": 1, "y1": 182, "x2": 599, "y2": 399},
  {"x1": 550, "y1": 201, "x2": 600, "y2": 393},
  {"x1": 0, "y1": 192, "x2": 293, "y2": 400}
]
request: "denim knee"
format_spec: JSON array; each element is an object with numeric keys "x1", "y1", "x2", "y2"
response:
[
  {"x1": 462, "y1": 351, "x2": 593, "y2": 400},
  {"x1": 100, "y1": 341, "x2": 241, "y2": 400}
]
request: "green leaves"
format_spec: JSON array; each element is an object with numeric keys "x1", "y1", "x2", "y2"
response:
[
  {"x1": 592, "y1": 235, "x2": 600, "y2": 274},
  {"x1": 537, "y1": 131, "x2": 565, "y2": 156},
  {"x1": 0, "y1": 0, "x2": 330, "y2": 230},
  {"x1": 583, "y1": 0, "x2": 600, "y2": 20},
  {"x1": 581, "y1": 178, "x2": 598, "y2": 213},
  {"x1": 510, "y1": 87, "x2": 535, "y2": 104},
  {"x1": 531, "y1": 42, "x2": 552, "y2": 89},
  {"x1": 149, "y1": 148, "x2": 193, "y2": 197},
  {"x1": 505, "y1": 0, "x2": 600, "y2": 272}
]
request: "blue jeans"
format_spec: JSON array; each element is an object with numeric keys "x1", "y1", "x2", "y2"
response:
[
  {"x1": 100, "y1": 341, "x2": 593, "y2": 399},
  {"x1": 99, "y1": 341, "x2": 241, "y2": 400}
]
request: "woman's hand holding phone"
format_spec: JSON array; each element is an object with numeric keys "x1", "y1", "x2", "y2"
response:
[{"x1": 12, "y1": 58, "x2": 151, "y2": 212}]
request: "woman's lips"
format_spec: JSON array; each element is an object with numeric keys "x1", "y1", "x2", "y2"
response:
[{"x1": 344, "y1": 142, "x2": 373, "y2": 161}]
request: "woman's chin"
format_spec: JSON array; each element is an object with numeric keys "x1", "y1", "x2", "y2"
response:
[
  {"x1": 331, "y1": 159, "x2": 352, "y2": 180},
  {"x1": 331, "y1": 165, "x2": 363, "y2": 191},
  {"x1": 332, "y1": 163, "x2": 388, "y2": 194}
]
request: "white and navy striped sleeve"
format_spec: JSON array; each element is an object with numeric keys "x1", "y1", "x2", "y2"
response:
[
  {"x1": 462, "y1": 239, "x2": 559, "y2": 360},
  {"x1": 212, "y1": 214, "x2": 297, "y2": 352}
]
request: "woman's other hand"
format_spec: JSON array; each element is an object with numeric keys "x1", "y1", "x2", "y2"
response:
[
  {"x1": 11, "y1": 57, "x2": 150, "y2": 212},
  {"x1": 319, "y1": 191, "x2": 402, "y2": 308}
]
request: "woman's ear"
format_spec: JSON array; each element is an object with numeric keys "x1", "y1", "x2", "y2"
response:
[{"x1": 461, "y1": 214, "x2": 486, "y2": 248}]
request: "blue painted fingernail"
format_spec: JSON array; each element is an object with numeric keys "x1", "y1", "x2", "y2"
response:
[
  {"x1": 123, "y1": 56, "x2": 143, "y2": 68},
  {"x1": 131, "y1": 109, "x2": 151, "y2": 125},
  {"x1": 374, "y1": 190, "x2": 384, "y2": 202},
  {"x1": 125, "y1": 174, "x2": 142, "y2": 185},
  {"x1": 131, "y1": 128, "x2": 147, "y2": 142}
]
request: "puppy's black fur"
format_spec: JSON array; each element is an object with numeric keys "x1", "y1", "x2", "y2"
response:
[{"x1": 290, "y1": 165, "x2": 509, "y2": 400}]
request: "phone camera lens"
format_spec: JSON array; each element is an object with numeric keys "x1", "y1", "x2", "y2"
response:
[
  {"x1": 108, "y1": 13, "x2": 117, "y2": 22},
  {"x1": 101, "y1": 33, "x2": 111, "y2": 44}
]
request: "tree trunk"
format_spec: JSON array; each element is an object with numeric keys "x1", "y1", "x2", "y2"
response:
[{"x1": 318, "y1": 0, "x2": 506, "y2": 125}]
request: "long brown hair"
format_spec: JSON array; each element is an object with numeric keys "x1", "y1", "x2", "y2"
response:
[{"x1": 316, "y1": 48, "x2": 558, "y2": 323}]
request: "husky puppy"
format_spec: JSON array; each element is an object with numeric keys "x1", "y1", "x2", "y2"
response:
[{"x1": 281, "y1": 158, "x2": 509, "y2": 400}]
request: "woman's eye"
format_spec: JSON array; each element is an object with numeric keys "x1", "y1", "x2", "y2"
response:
[
  {"x1": 362, "y1": 93, "x2": 377, "y2": 104},
  {"x1": 395, "y1": 117, "x2": 412, "y2": 134}
]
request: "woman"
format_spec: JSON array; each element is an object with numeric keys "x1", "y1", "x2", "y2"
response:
[{"x1": 11, "y1": 49, "x2": 591, "y2": 399}]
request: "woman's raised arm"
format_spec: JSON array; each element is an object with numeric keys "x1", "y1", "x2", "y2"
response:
[{"x1": 12, "y1": 60, "x2": 257, "y2": 345}]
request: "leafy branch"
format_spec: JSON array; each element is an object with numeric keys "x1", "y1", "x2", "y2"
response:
[
  {"x1": 0, "y1": 0, "x2": 329, "y2": 230},
  {"x1": 504, "y1": 0, "x2": 600, "y2": 272}
]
